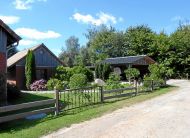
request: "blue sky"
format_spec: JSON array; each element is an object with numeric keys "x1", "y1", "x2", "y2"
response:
[{"x1": 0, "y1": 0, "x2": 189, "y2": 55}]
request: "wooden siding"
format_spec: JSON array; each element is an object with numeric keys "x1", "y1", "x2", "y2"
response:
[
  {"x1": 133, "y1": 58, "x2": 149, "y2": 65},
  {"x1": 17, "y1": 46, "x2": 61, "y2": 67},
  {"x1": 0, "y1": 28, "x2": 7, "y2": 53}
]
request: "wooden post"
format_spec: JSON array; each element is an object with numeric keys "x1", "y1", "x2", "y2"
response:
[
  {"x1": 151, "y1": 79, "x2": 154, "y2": 91},
  {"x1": 100, "y1": 86, "x2": 104, "y2": 103},
  {"x1": 135, "y1": 80, "x2": 138, "y2": 96},
  {"x1": 54, "y1": 87, "x2": 59, "y2": 116},
  {"x1": 164, "y1": 77, "x2": 167, "y2": 86}
]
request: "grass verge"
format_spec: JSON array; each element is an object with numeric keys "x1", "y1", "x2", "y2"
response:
[{"x1": 0, "y1": 86, "x2": 176, "y2": 138}]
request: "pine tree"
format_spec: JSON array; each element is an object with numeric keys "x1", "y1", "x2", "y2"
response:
[{"x1": 25, "y1": 50, "x2": 36, "y2": 89}]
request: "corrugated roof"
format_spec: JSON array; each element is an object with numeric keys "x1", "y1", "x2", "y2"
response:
[
  {"x1": 7, "y1": 44, "x2": 45, "y2": 67},
  {"x1": 101, "y1": 55, "x2": 155, "y2": 65}
]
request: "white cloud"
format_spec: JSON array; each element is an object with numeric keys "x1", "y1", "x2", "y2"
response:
[
  {"x1": 171, "y1": 16, "x2": 183, "y2": 22},
  {"x1": 19, "y1": 39, "x2": 37, "y2": 46},
  {"x1": 0, "y1": 15, "x2": 20, "y2": 24},
  {"x1": 13, "y1": 0, "x2": 47, "y2": 10},
  {"x1": 71, "y1": 12, "x2": 123, "y2": 26},
  {"x1": 15, "y1": 28, "x2": 61, "y2": 40}
]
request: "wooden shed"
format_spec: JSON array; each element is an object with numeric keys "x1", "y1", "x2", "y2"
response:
[
  {"x1": 0, "y1": 19, "x2": 21, "y2": 105},
  {"x1": 7, "y1": 43, "x2": 63, "y2": 89},
  {"x1": 101, "y1": 55, "x2": 156, "y2": 79}
]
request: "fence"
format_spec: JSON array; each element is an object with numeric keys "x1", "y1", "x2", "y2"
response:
[
  {"x1": 59, "y1": 86, "x2": 102, "y2": 111},
  {"x1": 102, "y1": 79, "x2": 166, "y2": 101},
  {"x1": 0, "y1": 90, "x2": 59, "y2": 123},
  {"x1": 0, "y1": 79, "x2": 166, "y2": 123}
]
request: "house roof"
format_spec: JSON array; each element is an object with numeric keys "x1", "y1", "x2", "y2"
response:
[
  {"x1": 7, "y1": 43, "x2": 63, "y2": 67},
  {"x1": 101, "y1": 55, "x2": 155, "y2": 65},
  {"x1": 0, "y1": 19, "x2": 21, "y2": 46}
]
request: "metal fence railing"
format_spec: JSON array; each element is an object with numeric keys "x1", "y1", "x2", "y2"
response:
[{"x1": 59, "y1": 86, "x2": 102, "y2": 111}]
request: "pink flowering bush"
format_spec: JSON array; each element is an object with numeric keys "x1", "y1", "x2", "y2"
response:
[{"x1": 30, "y1": 79, "x2": 47, "y2": 91}]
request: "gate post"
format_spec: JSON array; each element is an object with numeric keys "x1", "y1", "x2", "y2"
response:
[
  {"x1": 151, "y1": 79, "x2": 154, "y2": 91},
  {"x1": 100, "y1": 86, "x2": 104, "y2": 103},
  {"x1": 135, "y1": 80, "x2": 138, "y2": 96},
  {"x1": 54, "y1": 87, "x2": 59, "y2": 116}
]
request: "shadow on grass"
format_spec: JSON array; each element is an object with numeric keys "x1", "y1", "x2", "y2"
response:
[{"x1": 10, "y1": 92, "x2": 52, "y2": 104}]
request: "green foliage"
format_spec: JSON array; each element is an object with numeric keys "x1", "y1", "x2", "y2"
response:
[
  {"x1": 69, "y1": 74, "x2": 87, "y2": 89},
  {"x1": 105, "y1": 73, "x2": 123, "y2": 90},
  {"x1": 75, "y1": 46, "x2": 91, "y2": 66},
  {"x1": 124, "y1": 25, "x2": 155, "y2": 56},
  {"x1": 71, "y1": 66, "x2": 94, "y2": 82},
  {"x1": 25, "y1": 50, "x2": 36, "y2": 90},
  {"x1": 125, "y1": 68, "x2": 140, "y2": 82},
  {"x1": 148, "y1": 64, "x2": 173, "y2": 80},
  {"x1": 169, "y1": 24, "x2": 190, "y2": 77},
  {"x1": 55, "y1": 66, "x2": 93, "y2": 82},
  {"x1": 46, "y1": 78, "x2": 66, "y2": 90},
  {"x1": 59, "y1": 36, "x2": 80, "y2": 67},
  {"x1": 55, "y1": 66, "x2": 72, "y2": 81},
  {"x1": 143, "y1": 64, "x2": 169, "y2": 88},
  {"x1": 87, "y1": 26, "x2": 126, "y2": 63},
  {"x1": 95, "y1": 63, "x2": 111, "y2": 80},
  {"x1": 58, "y1": 23, "x2": 190, "y2": 78}
]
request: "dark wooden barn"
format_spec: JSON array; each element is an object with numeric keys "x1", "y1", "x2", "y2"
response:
[
  {"x1": 0, "y1": 19, "x2": 21, "y2": 105},
  {"x1": 7, "y1": 43, "x2": 63, "y2": 89},
  {"x1": 101, "y1": 55, "x2": 156, "y2": 80}
]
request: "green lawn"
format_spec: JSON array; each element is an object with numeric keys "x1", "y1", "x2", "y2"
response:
[{"x1": 0, "y1": 86, "x2": 176, "y2": 138}]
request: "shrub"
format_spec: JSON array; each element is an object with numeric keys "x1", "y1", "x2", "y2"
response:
[
  {"x1": 148, "y1": 64, "x2": 172, "y2": 79},
  {"x1": 125, "y1": 68, "x2": 140, "y2": 82},
  {"x1": 47, "y1": 78, "x2": 66, "y2": 90},
  {"x1": 71, "y1": 66, "x2": 94, "y2": 82},
  {"x1": 55, "y1": 66, "x2": 94, "y2": 82},
  {"x1": 95, "y1": 63, "x2": 111, "y2": 80},
  {"x1": 69, "y1": 74, "x2": 87, "y2": 89},
  {"x1": 25, "y1": 50, "x2": 36, "y2": 89},
  {"x1": 105, "y1": 73, "x2": 123, "y2": 90},
  {"x1": 143, "y1": 75, "x2": 165, "y2": 88},
  {"x1": 7, "y1": 83, "x2": 21, "y2": 102},
  {"x1": 55, "y1": 66, "x2": 72, "y2": 81},
  {"x1": 30, "y1": 79, "x2": 47, "y2": 91}
]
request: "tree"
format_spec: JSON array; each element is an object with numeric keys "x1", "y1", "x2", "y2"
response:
[
  {"x1": 25, "y1": 50, "x2": 36, "y2": 89},
  {"x1": 124, "y1": 25, "x2": 155, "y2": 56},
  {"x1": 169, "y1": 24, "x2": 190, "y2": 77},
  {"x1": 59, "y1": 36, "x2": 80, "y2": 67},
  {"x1": 75, "y1": 46, "x2": 91, "y2": 66},
  {"x1": 87, "y1": 25, "x2": 126, "y2": 64},
  {"x1": 124, "y1": 68, "x2": 140, "y2": 83},
  {"x1": 95, "y1": 63, "x2": 111, "y2": 80}
]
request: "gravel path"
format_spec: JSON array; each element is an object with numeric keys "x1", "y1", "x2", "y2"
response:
[{"x1": 42, "y1": 79, "x2": 190, "y2": 138}]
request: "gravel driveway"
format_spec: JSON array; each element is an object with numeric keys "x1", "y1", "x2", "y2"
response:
[{"x1": 42, "y1": 79, "x2": 190, "y2": 138}]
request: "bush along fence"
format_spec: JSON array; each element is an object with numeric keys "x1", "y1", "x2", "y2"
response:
[{"x1": 0, "y1": 79, "x2": 166, "y2": 123}]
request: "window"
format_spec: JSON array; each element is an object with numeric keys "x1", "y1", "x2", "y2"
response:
[{"x1": 36, "y1": 69, "x2": 47, "y2": 80}]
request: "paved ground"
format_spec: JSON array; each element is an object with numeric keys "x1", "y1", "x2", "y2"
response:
[{"x1": 43, "y1": 80, "x2": 190, "y2": 138}]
